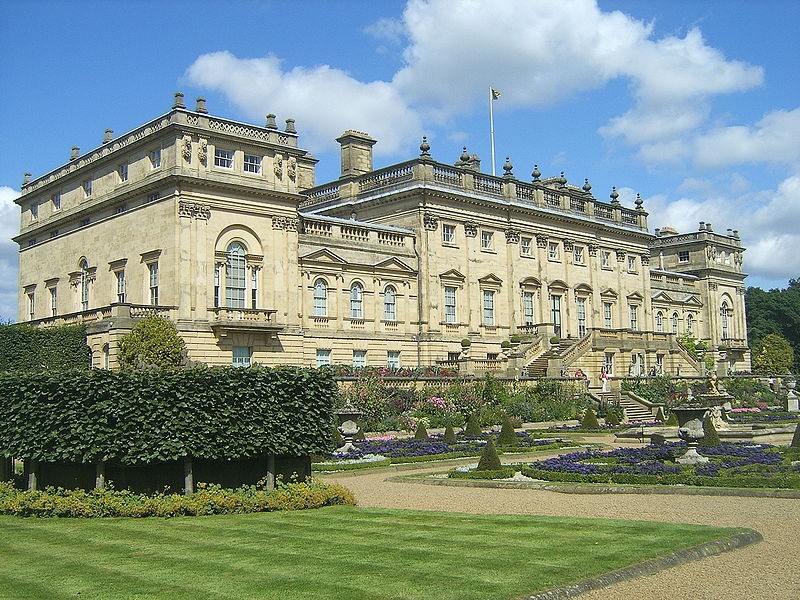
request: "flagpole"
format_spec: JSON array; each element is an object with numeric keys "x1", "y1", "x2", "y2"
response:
[{"x1": 489, "y1": 86, "x2": 496, "y2": 176}]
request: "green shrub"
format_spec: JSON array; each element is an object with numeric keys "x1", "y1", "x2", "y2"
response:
[
  {"x1": 0, "y1": 324, "x2": 90, "y2": 372},
  {"x1": 413, "y1": 421, "x2": 429, "y2": 440},
  {"x1": 118, "y1": 315, "x2": 187, "y2": 369},
  {"x1": 465, "y1": 413, "x2": 483, "y2": 437},
  {"x1": 655, "y1": 406, "x2": 666, "y2": 422},
  {"x1": 444, "y1": 424, "x2": 457, "y2": 443},
  {"x1": 460, "y1": 338, "x2": 471, "y2": 347},
  {"x1": 791, "y1": 421, "x2": 800, "y2": 448},
  {"x1": 501, "y1": 340, "x2": 512, "y2": 349},
  {"x1": 476, "y1": 438, "x2": 502, "y2": 471},
  {"x1": 510, "y1": 334, "x2": 522, "y2": 344},
  {"x1": 604, "y1": 406, "x2": 622, "y2": 426},
  {"x1": 354, "y1": 428, "x2": 366, "y2": 440},
  {"x1": 581, "y1": 407, "x2": 600, "y2": 429},
  {"x1": 0, "y1": 479, "x2": 356, "y2": 518},
  {"x1": 699, "y1": 417, "x2": 721, "y2": 448},
  {"x1": 665, "y1": 411, "x2": 678, "y2": 426},
  {"x1": 496, "y1": 415, "x2": 518, "y2": 446}
]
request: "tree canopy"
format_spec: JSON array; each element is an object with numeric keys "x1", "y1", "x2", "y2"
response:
[
  {"x1": 117, "y1": 315, "x2": 187, "y2": 369},
  {"x1": 746, "y1": 279, "x2": 800, "y2": 373}
]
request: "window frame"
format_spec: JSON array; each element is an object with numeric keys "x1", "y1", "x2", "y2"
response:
[
  {"x1": 383, "y1": 285, "x2": 397, "y2": 322},
  {"x1": 442, "y1": 223, "x2": 456, "y2": 245},
  {"x1": 313, "y1": 279, "x2": 328, "y2": 317},
  {"x1": 148, "y1": 261, "x2": 159, "y2": 306},
  {"x1": 547, "y1": 241, "x2": 560, "y2": 261},
  {"x1": 480, "y1": 230, "x2": 494, "y2": 251},
  {"x1": 214, "y1": 148, "x2": 234, "y2": 169},
  {"x1": 444, "y1": 285, "x2": 457, "y2": 324},
  {"x1": 243, "y1": 153, "x2": 262, "y2": 174},
  {"x1": 225, "y1": 242, "x2": 247, "y2": 309},
  {"x1": 350, "y1": 282, "x2": 364, "y2": 319},
  {"x1": 483, "y1": 289, "x2": 495, "y2": 326},
  {"x1": 232, "y1": 346, "x2": 252, "y2": 368}
]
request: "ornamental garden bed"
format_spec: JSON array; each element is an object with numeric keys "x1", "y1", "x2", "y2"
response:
[
  {"x1": 313, "y1": 432, "x2": 574, "y2": 472},
  {"x1": 453, "y1": 442, "x2": 800, "y2": 489}
]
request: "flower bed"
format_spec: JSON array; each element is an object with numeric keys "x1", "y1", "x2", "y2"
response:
[
  {"x1": 314, "y1": 432, "x2": 572, "y2": 471},
  {"x1": 725, "y1": 409, "x2": 797, "y2": 424},
  {"x1": 519, "y1": 442, "x2": 800, "y2": 489}
]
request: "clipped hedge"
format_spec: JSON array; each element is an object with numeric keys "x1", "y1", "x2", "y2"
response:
[
  {"x1": 0, "y1": 366, "x2": 337, "y2": 464},
  {"x1": 0, "y1": 324, "x2": 90, "y2": 372}
]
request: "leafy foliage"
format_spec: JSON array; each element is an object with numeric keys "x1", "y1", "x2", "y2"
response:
[
  {"x1": 0, "y1": 324, "x2": 90, "y2": 372},
  {"x1": 752, "y1": 333, "x2": 795, "y2": 375},
  {"x1": 747, "y1": 280, "x2": 800, "y2": 373},
  {"x1": 699, "y1": 417, "x2": 721, "y2": 448},
  {"x1": 118, "y1": 315, "x2": 187, "y2": 369},
  {"x1": 0, "y1": 366, "x2": 337, "y2": 463},
  {"x1": 0, "y1": 478, "x2": 355, "y2": 518}
]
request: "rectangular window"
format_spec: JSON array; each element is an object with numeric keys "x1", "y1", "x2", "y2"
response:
[
  {"x1": 384, "y1": 288, "x2": 397, "y2": 321},
  {"x1": 627, "y1": 256, "x2": 637, "y2": 272},
  {"x1": 603, "y1": 302, "x2": 613, "y2": 328},
  {"x1": 214, "y1": 265, "x2": 221, "y2": 308},
  {"x1": 523, "y1": 291, "x2": 535, "y2": 325},
  {"x1": 30, "y1": 203, "x2": 38, "y2": 221},
  {"x1": 51, "y1": 193, "x2": 61, "y2": 211},
  {"x1": 577, "y1": 297, "x2": 587, "y2": 337},
  {"x1": 481, "y1": 231, "x2": 493, "y2": 250},
  {"x1": 315, "y1": 349, "x2": 331, "y2": 367},
  {"x1": 387, "y1": 350, "x2": 400, "y2": 369},
  {"x1": 548, "y1": 242, "x2": 560, "y2": 260},
  {"x1": 520, "y1": 237, "x2": 532, "y2": 256},
  {"x1": 118, "y1": 162, "x2": 128, "y2": 182},
  {"x1": 656, "y1": 354, "x2": 664, "y2": 374},
  {"x1": 251, "y1": 270, "x2": 258, "y2": 309},
  {"x1": 27, "y1": 292, "x2": 35, "y2": 321},
  {"x1": 149, "y1": 148, "x2": 161, "y2": 168},
  {"x1": 82, "y1": 179, "x2": 92, "y2": 197},
  {"x1": 444, "y1": 286, "x2": 457, "y2": 323},
  {"x1": 214, "y1": 148, "x2": 234, "y2": 168},
  {"x1": 244, "y1": 154, "x2": 261, "y2": 173},
  {"x1": 50, "y1": 287, "x2": 57, "y2": 317},
  {"x1": 147, "y1": 192, "x2": 160, "y2": 203},
  {"x1": 116, "y1": 270, "x2": 126, "y2": 303},
  {"x1": 601, "y1": 251, "x2": 611, "y2": 268},
  {"x1": 574, "y1": 246, "x2": 585, "y2": 264},
  {"x1": 352, "y1": 350, "x2": 367, "y2": 368},
  {"x1": 551, "y1": 295, "x2": 562, "y2": 337},
  {"x1": 629, "y1": 304, "x2": 639, "y2": 331},
  {"x1": 442, "y1": 224, "x2": 455, "y2": 244},
  {"x1": 678, "y1": 250, "x2": 690, "y2": 262},
  {"x1": 483, "y1": 290, "x2": 495, "y2": 326},
  {"x1": 604, "y1": 352, "x2": 614, "y2": 376},
  {"x1": 233, "y1": 346, "x2": 252, "y2": 367},
  {"x1": 148, "y1": 262, "x2": 159, "y2": 306}
]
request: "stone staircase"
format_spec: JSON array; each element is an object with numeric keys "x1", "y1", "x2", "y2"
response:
[
  {"x1": 525, "y1": 341, "x2": 574, "y2": 377},
  {"x1": 616, "y1": 391, "x2": 663, "y2": 422}
]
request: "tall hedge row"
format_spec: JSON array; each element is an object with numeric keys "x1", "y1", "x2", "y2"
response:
[
  {"x1": 0, "y1": 366, "x2": 337, "y2": 463},
  {"x1": 0, "y1": 324, "x2": 90, "y2": 372}
]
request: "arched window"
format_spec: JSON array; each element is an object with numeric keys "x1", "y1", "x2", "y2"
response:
[
  {"x1": 350, "y1": 282, "x2": 363, "y2": 319},
  {"x1": 686, "y1": 313, "x2": 694, "y2": 334},
  {"x1": 655, "y1": 311, "x2": 664, "y2": 332},
  {"x1": 720, "y1": 301, "x2": 730, "y2": 339},
  {"x1": 672, "y1": 312, "x2": 679, "y2": 334},
  {"x1": 384, "y1": 285, "x2": 396, "y2": 321},
  {"x1": 80, "y1": 259, "x2": 89, "y2": 311},
  {"x1": 225, "y1": 242, "x2": 246, "y2": 308},
  {"x1": 313, "y1": 279, "x2": 328, "y2": 317}
]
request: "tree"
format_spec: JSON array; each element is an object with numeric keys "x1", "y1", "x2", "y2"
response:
[
  {"x1": 747, "y1": 281, "x2": 800, "y2": 373},
  {"x1": 118, "y1": 315, "x2": 187, "y2": 369},
  {"x1": 752, "y1": 333, "x2": 795, "y2": 375}
]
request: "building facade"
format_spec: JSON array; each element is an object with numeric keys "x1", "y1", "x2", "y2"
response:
[{"x1": 15, "y1": 94, "x2": 750, "y2": 379}]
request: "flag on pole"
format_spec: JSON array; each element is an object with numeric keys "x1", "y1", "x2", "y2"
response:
[{"x1": 491, "y1": 87, "x2": 501, "y2": 100}]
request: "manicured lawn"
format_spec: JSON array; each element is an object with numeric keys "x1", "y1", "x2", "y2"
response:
[{"x1": 0, "y1": 506, "x2": 742, "y2": 600}]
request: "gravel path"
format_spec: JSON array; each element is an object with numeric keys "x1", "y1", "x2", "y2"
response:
[{"x1": 320, "y1": 440, "x2": 800, "y2": 599}]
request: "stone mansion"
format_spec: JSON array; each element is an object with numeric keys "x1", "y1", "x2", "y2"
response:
[{"x1": 15, "y1": 93, "x2": 750, "y2": 379}]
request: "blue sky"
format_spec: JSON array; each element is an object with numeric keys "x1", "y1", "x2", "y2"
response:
[{"x1": 1, "y1": 0, "x2": 799, "y2": 323}]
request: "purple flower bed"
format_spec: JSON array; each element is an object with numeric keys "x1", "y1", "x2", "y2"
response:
[
  {"x1": 329, "y1": 432, "x2": 564, "y2": 460},
  {"x1": 726, "y1": 410, "x2": 797, "y2": 424},
  {"x1": 529, "y1": 442, "x2": 795, "y2": 478}
]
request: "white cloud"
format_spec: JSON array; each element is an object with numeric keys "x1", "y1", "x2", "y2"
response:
[{"x1": 0, "y1": 186, "x2": 20, "y2": 322}]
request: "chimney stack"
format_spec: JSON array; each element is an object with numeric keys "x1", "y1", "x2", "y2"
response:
[{"x1": 336, "y1": 130, "x2": 376, "y2": 178}]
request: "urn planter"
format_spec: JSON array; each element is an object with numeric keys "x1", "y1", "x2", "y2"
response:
[{"x1": 672, "y1": 406, "x2": 710, "y2": 464}]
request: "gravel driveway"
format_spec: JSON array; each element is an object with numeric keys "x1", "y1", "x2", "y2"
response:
[{"x1": 320, "y1": 440, "x2": 800, "y2": 599}]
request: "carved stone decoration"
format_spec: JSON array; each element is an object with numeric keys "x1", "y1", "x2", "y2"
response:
[
  {"x1": 707, "y1": 246, "x2": 717, "y2": 261},
  {"x1": 464, "y1": 221, "x2": 478, "y2": 237},
  {"x1": 423, "y1": 212, "x2": 438, "y2": 231},
  {"x1": 641, "y1": 253, "x2": 650, "y2": 266},
  {"x1": 505, "y1": 228, "x2": 520, "y2": 244},
  {"x1": 274, "y1": 153, "x2": 283, "y2": 179},
  {"x1": 708, "y1": 282, "x2": 718, "y2": 291},
  {"x1": 181, "y1": 135, "x2": 192, "y2": 162},
  {"x1": 285, "y1": 217, "x2": 299, "y2": 231},
  {"x1": 272, "y1": 216, "x2": 287, "y2": 229},
  {"x1": 287, "y1": 156, "x2": 297, "y2": 182},
  {"x1": 198, "y1": 139, "x2": 208, "y2": 165},
  {"x1": 536, "y1": 234, "x2": 548, "y2": 248},
  {"x1": 737, "y1": 286, "x2": 745, "y2": 295},
  {"x1": 616, "y1": 250, "x2": 626, "y2": 262},
  {"x1": 178, "y1": 201, "x2": 211, "y2": 220},
  {"x1": 588, "y1": 244, "x2": 598, "y2": 257},
  {"x1": 562, "y1": 239, "x2": 574, "y2": 252},
  {"x1": 734, "y1": 252, "x2": 743, "y2": 265}
]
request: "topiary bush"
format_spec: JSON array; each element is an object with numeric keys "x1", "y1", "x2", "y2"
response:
[
  {"x1": 665, "y1": 410, "x2": 678, "y2": 426},
  {"x1": 443, "y1": 424, "x2": 457, "y2": 443},
  {"x1": 581, "y1": 407, "x2": 600, "y2": 429},
  {"x1": 496, "y1": 414, "x2": 518, "y2": 446},
  {"x1": 791, "y1": 420, "x2": 800, "y2": 448},
  {"x1": 465, "y1": 413, "x2": 483, "y2": 437},
  {"x1": 476, "y1": 438, "x2": 501, "y2": 471},
  {"x1": 604, "y1": 406, "x2": 622, "y2": 426},
  {"x1": 118, "y1": 315, "x2": 187, "y2": 369},
  {"x1": 413, "y1": 421, "x2": 429, "y2": 440},
  {"x1": 699, "y1": 416, "x2": 721, "y2": 448}
]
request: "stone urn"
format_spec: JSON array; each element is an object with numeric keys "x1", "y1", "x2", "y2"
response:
[
  {"x1": 672, "y1": 406, "x2": 709, "y2": 464},
  {"x1": 335, "y1": 400, "x2": 362, "y2": 454}
]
